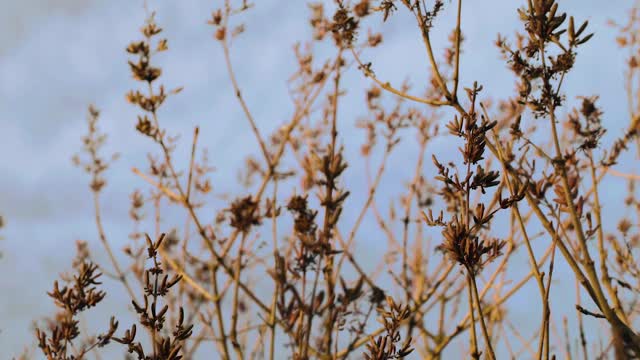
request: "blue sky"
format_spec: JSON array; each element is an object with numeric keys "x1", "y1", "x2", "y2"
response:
[{"x1": 0, "y1": 0, "x2": 635, "y2": 357}]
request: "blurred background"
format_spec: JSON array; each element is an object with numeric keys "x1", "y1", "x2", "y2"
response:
[{"x1": 0, "y1": 0, "x2": 634, "y2": 357}]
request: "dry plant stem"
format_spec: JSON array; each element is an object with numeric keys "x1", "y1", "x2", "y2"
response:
[
  {"x1": 400, "y1": 141, "x2": 428, "y2": 299},
  {"x1": 505, "y1": 320, "x2": 536, "y2": 357},
  {"x1": 605, "y1": 167, "x2": 640, "y2": 181},
  {"x1": 562, "y1": 316, "x2": 574, "y2": 360},
  {"x1": 469, "y1": 273, "x2": 496, "y2": 360},
  {"x1": 576, "y1": 279, "x2": 588, "y2": 360},
  {"x1": 184, "y1": 328, "x2": 208, "y2": 359},
  {"x1": 520, "y1": 135, "x2": 554, "y2": 163},
  {"x1": 335, "y1": 302, "x2": 376, "y2": 358},
  {"x1": 180, "y1": 215, "x2": 191, "y2": 302},
  {"x1": 186, "y1": 126, "x2": 199, "y2": 201},
  {"x1": 331, "y1": 261, "x2": 456, "y2": 358},
  {"x1": 144, "y1": 78, "x2": 252, "y2": 359},
  {"x1": 499, "y1": 324, "x2": 515, "y2": 358},
  {"x1": 144, "y1": 79, "x2": 321, "y2": 334},
  {"x1": 342, "y1": 238, "x2": 542, "y2": 359},
  {"x1": 93, "y1": 191, "x2": 137, "y2": 303},
  {"x1": 268, "y1": 181, "x2": 278, "y2": 360},
  {"x1": 266, "y1": 288, "x2": 277, "y2": 358},
  {"x1": 302, "y1": 256, "x2": 324, "y2": 358},
  {"x1": 435, "y1": 297, "x2": 447, "y2": 358},
  {"x1": 349, "y1": 48, "x2": 448, "y2": 106},
  {"x1": 334, "y1": 230, "x2": 377, "y2": 289},
  {"x1": 159, "y1": 248, "x2": 218, "y2": 303},
  {"x1": 452, "y1": 0, "x2": 463, "y2": 98},
  {"x1": 490, "y1": 129, "x2": 547, "y2": 360},
  {"x1": 467, "y1": 275, "x2": 479, "y2": 359},
  {"x1": 370, "y1": 195, "x2": 400, "y2": 249},
  {"x1": 200, "y1": 315, "x2": 229, "y2": 356},
  {"x1": 212, "y1": 264, "x2": 232, "y2": 360},
  {"x1": 549, "y1": 104, "x2": 602, "y2": 292},
  {"x1": 589, "y1": 154, "x2": 627, "y2": 323},
  {"x1": 412, "y1": 12, "x2": 452, "y2": 101},
  {"x1": 549, "y1": 100, "x2": 640, "y2": 351},
  {"x1": 230, "y1": 233, "x2": 247, "y2": 359},
  {"x1": 221, "y1": 0, "x2": 271, "y2": 167},
  {"x1": 542, "y1": 238, "x2": 557, "y2": 360},
  {"x1": 298, "y1": 260, "x2": 308, "y2": 352},
  {"x1": 318, "y1": 50, "x2": 344, "y2": 355},
  {"x1": 484, "y1": 134, "x2": 603, "y2": 304},
  {"x1": 538, "y1": 36, "x2": 639, "y2": 349},
  {"x1": 430, "y1": 243, "x2": 554, "y2": 357},
  {"x1": 132, "y1": 167, "x2": 182, "y2": 202},
  {"x1": 133, "y1": 61, "x2": 330, "y2": 221},
  {"x1": 218, "y1": 56, "x2": 337, "y2": 259},
  {"x1": 335, "y1": 140, "x2": 391, "y2": 277},
  {"x1": 333, "y1": 262, "x2": 453, "y2": 358},
  {"x1": 419, "y1": 266, "x2": 463, "y2": 316},
  {"x1": 527, "y1": 162, "x2": 636, "y2": 347},
  {"x1": 511, "y1": 329, "x2": 542, "y2": 359},
  {"x1": 153, "y1": 183, "x2": 162, "y2": 238}
]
